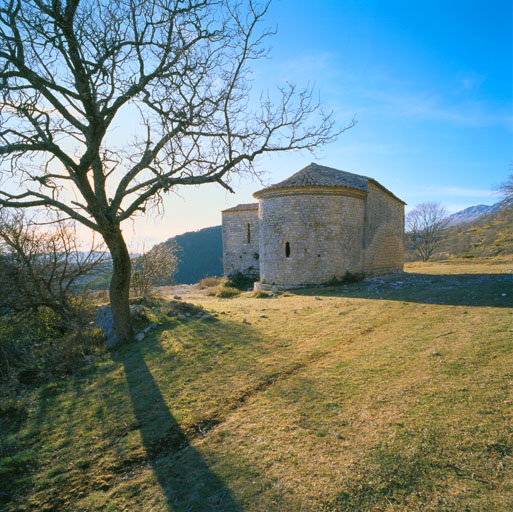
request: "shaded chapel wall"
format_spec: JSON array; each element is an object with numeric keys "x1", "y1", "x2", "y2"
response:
[
  {"x1": 363, "y1": 182, "x2": 404, "y2": 274},
  {"x1": 222, "y1": 209, "x2": 260, "y2": 276}
]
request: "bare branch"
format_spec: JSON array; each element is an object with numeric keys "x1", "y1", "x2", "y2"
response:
[
  {"x1": 0, "y1": 189, "x2": 99, "y2": 231},
  {"x1": 495, "y1": 162, "x2": 513, "y2": 201},
  {"x1": 406, "y1": 202, "x2": 448, "y2": 261},
  {"x1": 0, "y1": 209, "x2": 106, "y2": 321}
]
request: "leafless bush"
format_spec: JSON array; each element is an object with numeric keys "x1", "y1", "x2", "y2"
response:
[
  {"x1": 498, "y1": 163, "x2": 513, "y2": 201},
  {"x1": 0, "y1": 211, "x2": 106, "y2": 325},
  {"x1": 131, "y1": 243, "x2": 179, "y2": 298},
  {"x1": 406, "y1": 203, "x2": 448, "y2": 261}
]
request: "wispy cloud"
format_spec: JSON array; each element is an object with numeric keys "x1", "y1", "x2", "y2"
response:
[
  {"x1": 364, "y1": 89, "x2": 512, "y2": 128},
  {"x1": 457, "y1": 72, "x2": 487, "y2": 93},
  {"x1": 333, "y1": 141, "x2": 409, "y2": 156},
  {"x1": 258, "y1": 51, "x2": 512, "y2": 129},
  {"x1": 426, "y1": 186, "x2": 496, "y2": 199},
  {"x1": 274, "y1": 51, "x2": 341, "y2": 81}
]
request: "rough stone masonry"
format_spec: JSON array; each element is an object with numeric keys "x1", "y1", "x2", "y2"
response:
[{"x1": 222, "y1": 163, "x2": 405, "y2": 290}]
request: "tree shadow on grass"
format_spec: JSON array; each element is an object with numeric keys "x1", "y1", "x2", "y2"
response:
[
  {"x1": 292, "y1": 272, "x2": 513, "y2": 308},
  {"x1": 5, "y1": 309, "x2": 290, "y2": 511},
  {"x1": 114, "y1": 343, "x2": 243, "y2": 512}
]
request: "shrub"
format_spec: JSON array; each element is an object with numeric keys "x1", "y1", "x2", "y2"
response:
[
  {"x1": 323, "y1": 272, "x2": 364, "y2": 287},
  {"x1": 0, "y1": 306, "x2": 65, "y2": 381},
  {"x1": 131, "y1": 243, "x2": 179, "y2": 298},
  {"x1": 225, "y1": 271, "x2": 258, "y2": 290},
  {"x1": 0, "y1": 318, "x2": 34, "y2": 383},
  {"x1": 197, "y1": 276, "x2": 223, "y2": 289},
  {"x1": 215, "y1": 286, "x2": 240, "y2": 298},
  {"x1": 43, "y1": 328, "x2": 105, "y2": 377},
  {"x1": 0, "y1": 307, "x2": 104, "y2": 385},
  {"x1": 0, "y1": 212, "x2": 106, "y2": 324}
]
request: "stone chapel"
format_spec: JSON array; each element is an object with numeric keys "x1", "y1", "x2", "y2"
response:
[{"x1": 222, "y1": 163, "x2": 405, "y2": 289}]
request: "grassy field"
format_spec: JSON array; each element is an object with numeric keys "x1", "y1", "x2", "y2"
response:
[{"x1": 1, "y1": 257, "x2": 513, "y2": 511}]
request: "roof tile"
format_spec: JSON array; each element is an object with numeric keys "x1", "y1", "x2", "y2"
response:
[
  {"x1": 255, "y1": 163, "x2": 368, "y2": 194},
  {"x1": 222, "y1": 203, "x2": 259, "y2": 213},
  {"x1": 253, "y1": 162, "x2": 405, "y2": 204}
]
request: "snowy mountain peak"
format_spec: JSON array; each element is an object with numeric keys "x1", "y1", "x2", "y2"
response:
[{"x1": 445, "y1": 198, "x2": 513, "y2": 227}]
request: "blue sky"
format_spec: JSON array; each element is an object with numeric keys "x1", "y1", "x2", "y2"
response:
[{"x1": 127, "y1": 0, "x2": 512, "y2": 248}]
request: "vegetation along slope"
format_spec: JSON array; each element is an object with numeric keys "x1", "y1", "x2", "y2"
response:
[
  {"x1": 1, "y1": 256, "x2": 512, "y2": 511},
  {"x1": 437, "y1": 205, "x2": 513, "y2": 259}
]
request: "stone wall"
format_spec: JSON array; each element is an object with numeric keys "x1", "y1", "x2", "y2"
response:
[
  {"x1": 222, "y1": 209, "x2": 260, "y2": 276},
  {"x1": 222, "y1": 179, "x2": 404, "y2": 288},
  {"x1": 363, "y1": 182, "x2": 404, "y2": 274},
  {"x1": 258, "y1": 188, "x2": 366, "y2": 286}
]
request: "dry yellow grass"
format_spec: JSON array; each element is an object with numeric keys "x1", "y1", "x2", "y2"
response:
[{"x1": 2, "y1": 256, "x2": 512, "y2": 511}]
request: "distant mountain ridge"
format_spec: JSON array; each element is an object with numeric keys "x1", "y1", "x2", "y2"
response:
[{"x1": 445, "y1": 198, "x2": 513, "y2": 227}]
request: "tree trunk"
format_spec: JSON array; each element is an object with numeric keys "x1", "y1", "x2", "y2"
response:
[{"x1": 103, "y1": 226, "x2": 133, "y2": 347}]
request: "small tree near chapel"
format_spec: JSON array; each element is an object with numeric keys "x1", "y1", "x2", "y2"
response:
[
  {"x1": 131, "y1": 243, "x2": 179, "y2": 299},
  {"x1": 406, "y1": 202, "x2": 448, "y2": 261}
]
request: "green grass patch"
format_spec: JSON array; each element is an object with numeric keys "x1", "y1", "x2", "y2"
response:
[{"x1": 325, "y1": 441, "x2": 440, "y2": 511}]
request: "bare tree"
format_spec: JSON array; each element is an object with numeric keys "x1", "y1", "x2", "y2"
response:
[
  {"x1": 0, "y1": 211, "x2": 106, "y2": 323},
  {"x1": 131, "y1": 242, "x2": 179, "y2": 298},
  {"x1": 406, "y1": 202, "x2": 448, "y2": 261},
  {"x1": 0, "y1": 0, "x2": 352, "y2": 346},
  {"x1": 498, "y1": 163, "x2": 513, "y2": 201}
]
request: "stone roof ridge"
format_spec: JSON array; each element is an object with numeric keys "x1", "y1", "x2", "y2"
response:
[
  {"x1": 255, "y1": 162, "x2": 369, "y2": 195},
  {"x1": 253, "y1": 162, "x2": 406, "y2": 204},
  {"x1": 221, "y1": 202, "x2": 259, "y2": 213}
]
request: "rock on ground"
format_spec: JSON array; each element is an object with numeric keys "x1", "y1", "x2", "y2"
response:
[{"x1": 95, "y1": 306, "x2": 118, "y2": 348}]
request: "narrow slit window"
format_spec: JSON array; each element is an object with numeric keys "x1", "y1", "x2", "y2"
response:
[
  {"x1": 285, "y1": 241, "x2": 291, "y2": 258},
  {"x1": 246, "y1": 223, "x2": 251, "y2": 243}
]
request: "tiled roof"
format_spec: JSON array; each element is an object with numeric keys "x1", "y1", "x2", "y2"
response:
[
  {"x1": 222, "y1": 203, "x2": 259, "y2": 213},
  {"x1": 255, "y1": 163, "x2": 367, "y2": 194},
  {"x1": 254, "y1": 163, "x2": 405, "y2": 204}
]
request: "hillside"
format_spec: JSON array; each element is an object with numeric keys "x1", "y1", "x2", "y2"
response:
[
  {"x1": 2, "y1": 257, "x2": 513, "y2": 511},
  {"x1": 405, "y1": 204, "x2": 513, "y2": 261},
  {"x1": 438, "y1": 205, "x2": 513, "y2": 258},
  {"x1": 164, "y1": 225, "x2": 223, "y2": 284}
]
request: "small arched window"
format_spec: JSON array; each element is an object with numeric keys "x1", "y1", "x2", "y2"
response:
[
  {"x1": 285, "y1": 241, "x2": 291, "y2": 258},
  {"x1": 246, "y1": 223, "x2": 251, "y2": 243}
]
